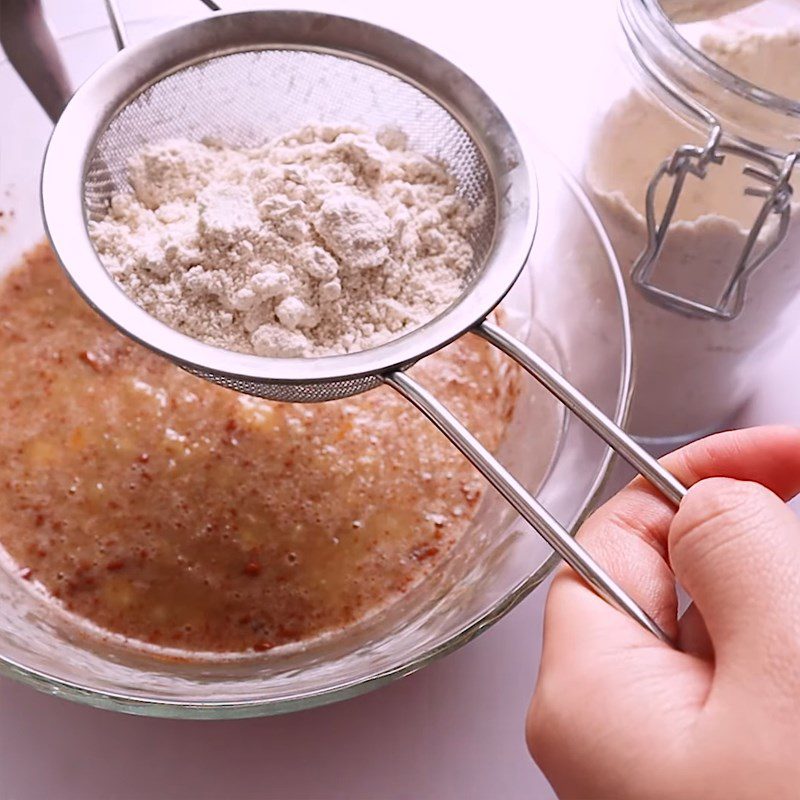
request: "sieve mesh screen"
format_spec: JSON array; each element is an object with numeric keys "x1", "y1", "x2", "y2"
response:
[{"x1": 85, "y1": 48, "x2": 496, "y2": 278}]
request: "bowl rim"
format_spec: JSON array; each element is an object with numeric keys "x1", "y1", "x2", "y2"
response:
[{"x1": 0, "y1": 16, "x2": 632, "y2": 719}]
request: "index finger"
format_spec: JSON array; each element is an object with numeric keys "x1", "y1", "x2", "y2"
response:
[{"x1": 547, "y1": 425, "x2": 800, "y2": 650}]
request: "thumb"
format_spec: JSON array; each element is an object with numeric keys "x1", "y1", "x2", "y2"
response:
[{"x1": 669, "y1": 477, "x2": 800, "y2": 671}]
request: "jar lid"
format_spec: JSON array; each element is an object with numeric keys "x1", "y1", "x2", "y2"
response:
[
  {"x1": 622, "y1": 0, "x2": 800, "y2": 156},
  {"x1": 669, "y1": 1, "x2": 800, "y2": 110}
]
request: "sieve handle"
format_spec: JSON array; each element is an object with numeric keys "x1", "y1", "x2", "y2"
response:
[
  {"x1": 102, "y1": 0, "x2": 221, "y2": 50},
  {"x1": 103, "y1": 0, "x2": 129, "y2": 50},
  {"x1": 384, "y1": 370, "x2": 673, "y2": 646},
  {"x1": 0, "y1": 0, "x2": 72, "y2": 123},
  {"x1": 476, "y1": 321, "x2": 688, "y2": 505}
]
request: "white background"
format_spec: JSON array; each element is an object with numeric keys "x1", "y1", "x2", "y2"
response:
[{"x1": 1, "y1": 1, "x2": 799, "y2": 798}]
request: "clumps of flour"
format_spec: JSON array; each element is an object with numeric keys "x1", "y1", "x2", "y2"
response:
[{"x1": 89, "y1": 125, "x2": 478, "y2": 357}]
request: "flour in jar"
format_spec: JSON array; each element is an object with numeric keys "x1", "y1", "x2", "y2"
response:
[
  {"x1": 659, "y1": 0, "x2": 760, "y2": 23},
  {"x1": 585, "y1": 26, "x2": 800, "y2": 441},
  {"x1": 89, "y1": 125, "x2": 477, "y2": 357}
]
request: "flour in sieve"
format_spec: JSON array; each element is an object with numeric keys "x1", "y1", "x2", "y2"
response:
[{"x1": 89, "y1": 125, "x2": 478, "y2": 357}]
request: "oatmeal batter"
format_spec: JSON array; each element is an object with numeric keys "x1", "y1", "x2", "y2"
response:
[{"x1": 0, "y1": 245, "x2": 518, "y2": 655}]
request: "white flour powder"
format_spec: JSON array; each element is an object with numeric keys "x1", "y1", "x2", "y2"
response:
[{"x1": 89, "y1": 125, "x2": 476, "y2": 357}]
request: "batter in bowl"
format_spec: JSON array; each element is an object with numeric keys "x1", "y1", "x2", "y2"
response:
[{"x1": 0, "y1": 244, "x2": 523, "y2": 656}]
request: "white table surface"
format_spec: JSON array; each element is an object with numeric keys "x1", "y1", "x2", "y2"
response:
[{"x1": 1, "y1": 2, "x2": 798, "y2": 798}]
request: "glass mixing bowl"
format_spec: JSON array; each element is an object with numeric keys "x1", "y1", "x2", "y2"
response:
[{"x1": 0, "y1": 18, "x2": 632, "y2": 718}]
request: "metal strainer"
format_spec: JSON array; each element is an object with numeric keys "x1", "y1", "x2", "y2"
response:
[{"x1": 22, "y1": 6, "x2": 687, "y2": 642}]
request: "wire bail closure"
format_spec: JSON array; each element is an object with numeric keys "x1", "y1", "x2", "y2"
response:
[{"x1": 632, "y1": 123, "x2": 797, "y2": 321}]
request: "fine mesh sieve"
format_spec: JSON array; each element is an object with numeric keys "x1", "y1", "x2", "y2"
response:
[
  {"x1": 34, "y1": 7, "x2": 688, "y2": 643},
  {"x1": 82, "y1": 43, "x2": 498, "y2": 402}
]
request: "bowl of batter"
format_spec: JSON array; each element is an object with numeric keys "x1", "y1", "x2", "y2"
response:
[{"x1": 0, "y1": 19, "x2": 632, "y2": 717}]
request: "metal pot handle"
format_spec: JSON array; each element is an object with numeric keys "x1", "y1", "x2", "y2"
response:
[
  {"x1": 0, "y1": 0, "x2": 222, "y2": 122},
  {"x1": 0, "y1": 0, "x2": 71, "y2": 123}
]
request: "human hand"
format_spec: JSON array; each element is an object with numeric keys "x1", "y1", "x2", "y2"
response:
[{"x1": 527, "y1": 426, "x2": 800, "y2": 800}]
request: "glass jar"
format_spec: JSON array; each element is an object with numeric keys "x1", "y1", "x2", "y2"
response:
[{"x1": 584, "y1": 0, "x2": 800, "y2": 447}]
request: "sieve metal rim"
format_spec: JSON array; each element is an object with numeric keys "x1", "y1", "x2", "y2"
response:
[{"x1": 41, "y1": 9, "x2": 537, "y2": 388}]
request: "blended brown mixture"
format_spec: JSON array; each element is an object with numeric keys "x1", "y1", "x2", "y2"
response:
[{"x1": 0, "y1": 244, "x2": 518, "y2": 655}]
